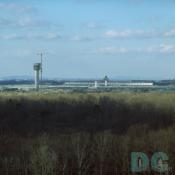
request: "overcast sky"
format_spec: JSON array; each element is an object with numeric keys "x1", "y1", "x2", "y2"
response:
[{"x1": 0, "y1": 0, "x2": 175, "y2": 79}]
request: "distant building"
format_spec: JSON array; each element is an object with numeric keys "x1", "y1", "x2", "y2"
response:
[
  {"x1": 103, "y1": 75, "x2": 109, "y2": 87},
  {"x1": 64, "y1": 79, "x2": 154, "y2": 88}
]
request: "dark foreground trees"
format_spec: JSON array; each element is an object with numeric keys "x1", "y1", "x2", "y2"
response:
[
  {"x1": 0, "y1": 92, "x2": 175, "y2": 174},
  {"x1": 0, "y1": 129, "x2": 175, "y2": 175}
]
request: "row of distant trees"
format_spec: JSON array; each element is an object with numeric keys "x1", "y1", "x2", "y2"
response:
[
  {"x1": 0, "y1": 93, "x2": 174, "y2": 135},
  {"x1": 0, "y1": 80, "x2": 64, "y2": 85}
]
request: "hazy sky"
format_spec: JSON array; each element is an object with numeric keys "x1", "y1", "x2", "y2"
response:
[{"x1": 0, "y1": 0, "x2": 175, "y2": 79}]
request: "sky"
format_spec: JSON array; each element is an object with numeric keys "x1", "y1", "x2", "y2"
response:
[{"x1": 0, "y1": 0, "x2": 175, "y2": 79}]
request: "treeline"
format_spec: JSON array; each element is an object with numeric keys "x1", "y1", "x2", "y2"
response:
[
  {"x1": 0, "y1": 92, "x2": 175, "y2": 174},
  {"x1": 0, "y1": 80, "x2": 64, "y2": 85},
  {"x1": 0, "y1": 92, "x2": 175, "y2": 135}
]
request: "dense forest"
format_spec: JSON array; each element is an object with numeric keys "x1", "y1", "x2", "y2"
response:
[{"x1": 0, "y1": 92, "x2": 175, "y2": 174}]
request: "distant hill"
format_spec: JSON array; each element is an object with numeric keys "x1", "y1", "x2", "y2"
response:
[{"x1": 0, "y1": 75, "x2": 33, "y2": 81}]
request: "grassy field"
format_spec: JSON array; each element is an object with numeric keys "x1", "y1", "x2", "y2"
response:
[{"x1": 0, "y1": 92, "x2": 175, "y2": 174}]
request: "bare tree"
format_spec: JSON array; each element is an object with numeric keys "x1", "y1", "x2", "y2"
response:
[
  {"x1": 93, "y1": 131, "x2": 113, "y2": 175},
  {"x1": 71, "y1": 132, "x2": 92, "y2": 175}
]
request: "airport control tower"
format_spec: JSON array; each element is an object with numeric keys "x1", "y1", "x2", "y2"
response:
[{"x1": 33, "y1": 63, "x2": 41, "y2": 91}]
